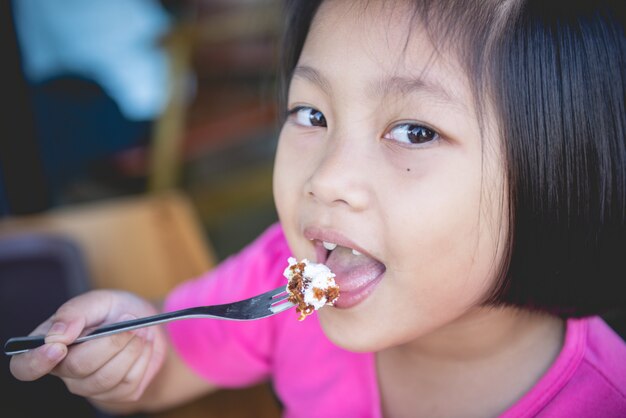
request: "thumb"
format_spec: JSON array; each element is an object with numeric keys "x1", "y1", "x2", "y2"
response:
[
  {"x1": 45, "y1": 290, "x2": 114, "y2": 345},
  {"x1": 10, "y1": 343, "x2": 68, "y2": 381}
]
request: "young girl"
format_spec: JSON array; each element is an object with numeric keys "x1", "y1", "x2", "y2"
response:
[{"x1": 10, "y1": 0, "x2": 626, "y2": 416}]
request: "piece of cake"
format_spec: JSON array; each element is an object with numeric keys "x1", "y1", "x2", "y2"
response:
[{"x1": 284, "y1": 257, "x2": 340, "y2": 321}]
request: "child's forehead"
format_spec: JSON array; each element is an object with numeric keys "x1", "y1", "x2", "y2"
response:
[
  {"x1": 312, "y1": 0, "x2": 427, "y2": 51},
  {"x1": 301, "y1": 0, "x2": 471, "y2": 103}
]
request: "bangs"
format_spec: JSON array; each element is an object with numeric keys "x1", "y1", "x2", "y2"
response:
[{"x1": 279, "y1": 0, "x2": 520, "y2": 116}]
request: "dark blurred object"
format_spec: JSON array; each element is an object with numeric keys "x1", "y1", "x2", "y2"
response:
[
  {"x1": 0, "y1": 0, "x2": 50, "y2": 215},
  {"x1": 31, "y1": 75, "x2": 151, "y2": 199},
  {"x1": 0, "y1": 234, "x2": 115, "y2": 417},
  {"x1": 10, "y1": 0, "x2": 171, "y2": 206}
]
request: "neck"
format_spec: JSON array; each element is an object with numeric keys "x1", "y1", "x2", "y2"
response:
[
  {"x1": 399, "y1": 307, "x2": 563, "y2": 362},
  {"x1": 377, "y1": 307, "x2": 565, "y2": 417}
]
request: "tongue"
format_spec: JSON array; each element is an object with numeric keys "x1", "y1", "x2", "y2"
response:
[{"x1": 325, "y1": 246, "x2": 385, "y2": 292}]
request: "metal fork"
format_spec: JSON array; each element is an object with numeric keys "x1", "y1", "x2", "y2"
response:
[{"x1": 4, "y1": 286, "x2": 294, "y2": 356}]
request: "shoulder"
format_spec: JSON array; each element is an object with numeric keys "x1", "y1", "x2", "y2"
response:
[
  {"x1": 579, "y1": 317, "x2": 626, "y2": 397},
  {"x1": 223, "y1": 222, "x2": 291, "y2": 290},
  {"x1": 244, "y1": 222, "x2": 291, "y2": 267},
  {"x1": 543, "y1": 317, "x2": 626, "y2": 417},
  {"x1": 230, "y1": 222, "x2": 289, "y2": 267},
  {"x1": 503, "y1": 316, "x2": 626, "y2": 417},
  {"x1": 166, "y1": 222, "x2": 291, "y2": 307}
]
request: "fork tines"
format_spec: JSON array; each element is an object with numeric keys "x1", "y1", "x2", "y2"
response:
[{"x1": 269, "y1": 287, "x2": 292, "y2": 314}]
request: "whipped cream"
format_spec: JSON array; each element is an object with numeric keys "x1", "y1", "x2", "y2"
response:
[{"x1": 284, "y1": 257, "x2": 339, "y2": 320}]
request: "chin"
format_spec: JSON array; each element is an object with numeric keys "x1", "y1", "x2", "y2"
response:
[{"x1": 317, "y1": 307, "x2": 391, "y2": 353}]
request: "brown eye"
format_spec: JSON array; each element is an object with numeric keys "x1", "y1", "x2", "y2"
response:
[
  {"x1": 385, "y1": 123, "x2": 439, "y2": 145},
  {"x1": 289, "y1": 106, "x2": 327, "y2": 127}
]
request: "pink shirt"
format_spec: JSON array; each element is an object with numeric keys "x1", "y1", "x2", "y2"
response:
[{"x1": 165, "y1": 223, "x2": 626, "y2": 417}]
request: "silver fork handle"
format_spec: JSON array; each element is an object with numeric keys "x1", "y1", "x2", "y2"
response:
[
  {"x1": 4, "y1": 308, "x2": 214, "y2": 356},
  {"x1": 5, "y1": 299, "x2": 295, "y2": 356}
]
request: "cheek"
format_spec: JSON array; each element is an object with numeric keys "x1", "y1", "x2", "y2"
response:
[
  {"x1": 386, "y1": 165, "x2": 502, "y2": 298},
  {"x1": 273, "y1": 131, "x2": 314, "y2": 254},
  {"x1": 273, "y1": 133, "x2": 298, "y2": 216},
  {"x1": 273, "y1": 155, "x2": 318, "y2": 262}
]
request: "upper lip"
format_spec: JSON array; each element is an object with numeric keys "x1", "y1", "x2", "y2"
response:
[{"x1": 303, "y1": 225, "x2": 380, "y2": 262}]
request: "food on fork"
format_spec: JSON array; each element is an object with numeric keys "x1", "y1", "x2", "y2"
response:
[{"x1": 284, "y1": 257, "x2": 340, "y2": 321}]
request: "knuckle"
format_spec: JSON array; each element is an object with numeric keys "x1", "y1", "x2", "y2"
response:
[
  {"x1": 63, "y1": 355, "x2": 90, "y2": 378},
  {"x1": 63, "y1": 379, "x2": 84, "y2": 397},
  {"x1": 128, "y1": 336, "x2": 145, "y2": 355},
  {"x1": 108, "y1": 332, "x2": 131, "y2": 350},
  {"x1": 116, "y1": 369, "x2": 144, "y2": 401},
  {"x1": 54, "y1": 303, "x2": 79, "y2": 321},
  {"x1": 126, "y1": 389, "x2": 143, "y2": 403},
  {"x1": 92, "y1": 370, "x2": 119, "y2": 393},
  {"x1": 90, "y1": 380, "x2": 137, "y2": 403},
  {"x1": 121, "y1": 380, "x2": 145, "y2": 403}
]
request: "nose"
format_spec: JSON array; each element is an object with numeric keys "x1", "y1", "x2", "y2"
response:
[{"x1": 305, "y1": 132, "x2": 371, "y2": 211}]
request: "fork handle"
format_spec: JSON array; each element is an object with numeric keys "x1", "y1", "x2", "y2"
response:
[
  {"x1": 4, "y1": 308, "x2": 205, "y2": 356},
  {"x1": 4, "y1": 336, "x2": 47, "y2": 354}
]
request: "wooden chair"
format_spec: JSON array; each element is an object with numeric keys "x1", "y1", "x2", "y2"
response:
[{"x1": 0, "y1": 191, "x2": 280, "y2": 418}]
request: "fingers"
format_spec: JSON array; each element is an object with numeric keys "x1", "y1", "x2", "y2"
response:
[
  {"x1": 51, "y1": 316, "x2": 140, "y2": 378},
  {"x1": 89, "y1": 331, "x2": 155, "y2": 402},
  {"x1": 9, "y1": 290, "x2": 165, "y2": 404},
  {"x1": 9, "y1": 291, "x2": 111, "y2": 382},
  {"x1": 61, "y1": 332, "x2": 147, "y2": 398},
  {"x1": 10, "y1": 342, "x2": 68, "y2": 381}
]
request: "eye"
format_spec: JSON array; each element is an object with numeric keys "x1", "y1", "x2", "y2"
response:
[
  {"x1": 287, "y1": 106, "x2": 327, "y2": 128},
  {"x1": 384, "y1": 123, "x2": 439, "y2": 145}
]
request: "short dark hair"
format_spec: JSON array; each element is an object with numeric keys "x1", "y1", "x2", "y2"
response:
[{"x1": 278, "y1": 0, "x2": 626, "y2": 317}]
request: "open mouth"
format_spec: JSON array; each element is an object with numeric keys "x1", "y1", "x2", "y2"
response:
[{"x1": 315, "y1": 240, "x2": 386, "y2": 308}]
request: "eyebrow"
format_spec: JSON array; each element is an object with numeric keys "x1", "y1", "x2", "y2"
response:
[
  {"x1": 292, "y1": 65, "x2": 458, "y2": 104},
  {"x1": 292, "y1": 65, "x2": 333, "y2": 95}
]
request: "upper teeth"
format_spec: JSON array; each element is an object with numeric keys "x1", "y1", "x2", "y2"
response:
[
  {"x1": 322, "y1": 241, "x2": 362, "y2": 256},
  {"x1": 323, "y1": 241, "x2": 337, "y2": 250}
]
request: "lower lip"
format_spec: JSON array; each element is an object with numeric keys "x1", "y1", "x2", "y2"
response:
[{"x1": 333, "y1": 271, "x2": 384, "y2": 309}]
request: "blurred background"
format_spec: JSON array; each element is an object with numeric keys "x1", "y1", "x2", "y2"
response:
[
  {"x1": 1, "y1": 0, "x2": 284, "y2": 416},
  {"x1": 2, "y1": 0, "x2": 281, "y2": 259}
]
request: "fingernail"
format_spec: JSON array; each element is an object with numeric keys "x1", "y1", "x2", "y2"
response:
[
  {"x1": 47, "y1": 322, "x2": 66, "y2": 337},
  {"x1": 45, "y1": 343, "x2": 65, "y2": 361}
]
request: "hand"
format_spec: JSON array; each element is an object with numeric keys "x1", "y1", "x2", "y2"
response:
[{"x1": 9, "y1": 290, "x2": 168, "y2": 404}]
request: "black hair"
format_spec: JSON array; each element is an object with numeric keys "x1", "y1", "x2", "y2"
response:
[{"x1": 278, "y1": 0, "x2": 626, "y2": 317}]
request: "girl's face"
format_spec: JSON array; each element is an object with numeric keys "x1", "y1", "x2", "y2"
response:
[{"x1": 274, "y1": 0, "x2": 508, "y2": 352}]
